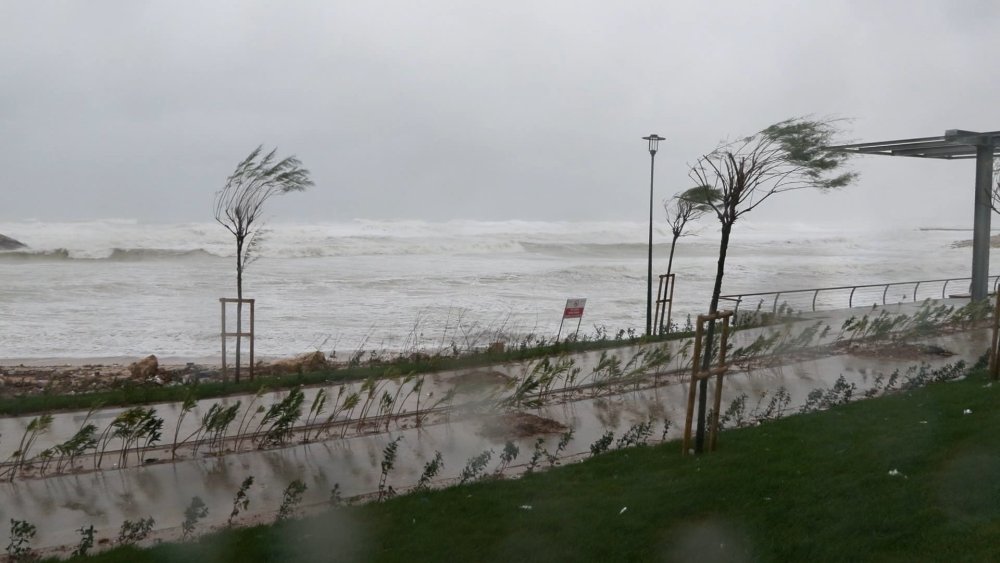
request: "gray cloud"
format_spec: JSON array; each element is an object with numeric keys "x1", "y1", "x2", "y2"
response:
[{"x1": 2, "y1": 1, "x2": 999, "y2": 226}]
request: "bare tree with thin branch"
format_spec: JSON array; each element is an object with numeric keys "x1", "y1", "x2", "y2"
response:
[
  {"x1": 214, "y1": 146, "x2": 313, "y2": 382},
  {"x1": 681, "y1": 117, "x2": 857, "y2": 452}
]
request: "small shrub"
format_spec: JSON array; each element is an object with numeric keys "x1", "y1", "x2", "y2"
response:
[
  {"x1": 181, "y1": 496, "x2": 209, "y2": 541},
  {"x1": 547, "y1": 429, "x2": 574, "y2": 467},
  {"x1": 378, "y1": 437, "x2": 402, "y2": 501},
  {"x1": 330, "y1": 483, "x2": 343, "y2": 506},
  {"x1": 525, "y1": 438, "x2": 545, "y2": 474},
  {"x1": 7, "y1": 519, "x2": 36, "y2": 562},
  {"x1": 616, "y1": 420, "x2": 653, "y2": 449},
  {"x1": 719, "y1": 393, "x2": 749, "y2": 429},
  {"x1": 71, "y1": 524, "x2": 95, "y2": 558},
  {"x1": 459, "y1": 450, "x2": 493, "y2": 484},
  {"x1": 496, "y1": 441, "x2": 520, "y2": 474},
  {"x1": 755, "y1": 387, "x2": 791, "y2": 421},
  {"x1": 118, "y1": 517, "x2": 155, "y2": 546},
  {"x1": 589, "y1": 431, "x2": 613, "y2": 456},
  {"x1": 228, "y1": 476, "x2": 254, "y2": 526},
  {"x1": 415, "y1": 452, "x2": 444, "y2": 491},
  {"x1": 277, "y1": 479, "x2": 307, "y2": 522}
]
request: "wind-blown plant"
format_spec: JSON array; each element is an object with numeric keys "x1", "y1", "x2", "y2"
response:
[
  {"x1": 276, "y1": 480, "x2": 307, "y2": 522},
  {"x1": 54, "y1": 419, "x2": 98, "y2": 473},
  {"x1": 6, "y1": 519, "x2": 36, "y2": 562},
  {"x1": 338, "y1": 392, "x2": 362, "y2": 438},
  {"x1": 397, "y1": 375, "x2": 426, "y2": 425},
  {"x1": 172, "y1": 394, "x2": 198, "y2": 460},
  {"x1": 589, "y1": 431, "x2": 614, "y2": 456},
  {"x1": 181, "y1": 496, "x2": 209, "y2": 541},
  {"x1": 330, "y1": 483, "x2": 343, "y2": 506},
  {"x1": 496, "y1": 441, "x2": 520, "y2": 474},
  {"x1": 547, "y1": 429, "x2": 575, "y2": 467},
  {"x1": 377, "y1": 437, "x2": 402, "y2": 501},
  {"x1": 681, "y1": 116, "x2": 858, "y2": 453},
  {"x1": 202, "y1": 402, "x2": 241, "y2": 455},
  {"x1": 459, "y1": 450, "x2": 493, "y2": 484},
  {"x1": 108, "y1": 407, "x2": 163, "y2": 467},
  {"x1": 118, "y1": 517, "x2": 155, "y2": 546},
  {"x1": 235, "y1": 388, "x2": 267, "y2": 450},
  {"x1": 72, "y1": 525, "x2": 95, "y2": 558},
  {"x1": 4, "y1": 414, "x2": 52, "y2": 480},
  {"x1": 214, "y1": 145, "x2": 313, "y2": 383},
  {"x1": 525, "y1": 438, "x2": 545, "y2": 474},
  {"x1": 415, "y1": 451, "x2": 444, "y2": 492},
  {"x1": 732, "y1": 321, "x2": 827, "y2": 370},
  {"x1": 658, "y1": 193, "x2": 711, "y2": 334},
  {"x1": 616, "y1": 421, "x2": 653, "y2": 449},
  {"x1": 228, "y1": 476, "x2": 254, "y2": 527},
  {"x1": 256, "y1": 388, "x2": 305, "y2": 448},
  {"x1": 302, "y1": 389, "x2": 328, "y2": 442},
  {"x1": 800, "y1": 375, "x2": 857, "y2": 413},
  {"x1": 660, "y1": 418, "x2": 672, "y2": 442}
]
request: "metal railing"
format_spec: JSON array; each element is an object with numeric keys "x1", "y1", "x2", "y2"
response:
[{"x1": 720, "y1": 275, "x2": 1000, "y2": 315}]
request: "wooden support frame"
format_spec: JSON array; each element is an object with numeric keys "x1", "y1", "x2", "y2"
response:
[
  {"x1": 683, "y1": 310, "x2": 733, "y2": 455},
  {"x1": 220, "y1": 298, "x2": 255, "y2": 381},
  {"x1": 654, "y1": 273, "x2": 675, "y2": 336}
]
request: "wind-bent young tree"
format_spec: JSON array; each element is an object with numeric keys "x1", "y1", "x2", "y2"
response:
[
  {"x1": 663, "y1": 191, "x2": 711, "y2": 279},
  {"x1": 214, "y1": 146, "x2": 313, "y2": 382},
  {"x1": 682, "y1": 117, "x2": 857, "y2": 452},
  {"x1": 654, "y1": 193, "x2": 710, "y2": 334}
]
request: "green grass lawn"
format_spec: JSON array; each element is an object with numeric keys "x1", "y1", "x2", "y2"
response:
[{"x1": 55, "y1": 365, "x2": 1000, "y2": 562}]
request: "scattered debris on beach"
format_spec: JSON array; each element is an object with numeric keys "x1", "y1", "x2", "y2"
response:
[{"x1": 0, "y1": 358, "x2": 220, "y2": 399}]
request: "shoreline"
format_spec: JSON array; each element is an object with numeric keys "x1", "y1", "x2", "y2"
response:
[{"x1": 0, "y1": 355, "x2": 221, "y2": 369}]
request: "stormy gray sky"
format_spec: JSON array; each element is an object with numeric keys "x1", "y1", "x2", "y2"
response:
[{"x1": 2, "y1": 1, "x2": 999, "y2": 226}]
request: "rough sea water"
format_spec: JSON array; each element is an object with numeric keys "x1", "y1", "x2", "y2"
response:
[{"x1": 0, "y1": 218, "x2": 982, "y2": 362}]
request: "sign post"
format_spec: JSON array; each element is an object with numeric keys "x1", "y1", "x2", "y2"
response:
[{"x1": 557, "y1": 298, "x2": 587, "y2": 341}]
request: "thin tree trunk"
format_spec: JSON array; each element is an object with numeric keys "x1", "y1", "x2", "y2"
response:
[
  {"x1": 666, "y1": 233, "x2": 680, "y2": 278},
  {"x1": 659, "y1": 234, "x2": 681, "y2": 335},
  {"x1": 235, "y1": 237, "x2": 243, "y2": 384},
  {"x1": 696, "y1": 220, "x2": 731, "y2": 452}
]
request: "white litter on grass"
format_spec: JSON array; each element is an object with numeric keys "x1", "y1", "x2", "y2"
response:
[
  {"x1": 919, "y1": 421, "x2": 928, "y2": 424},
  {"x1": 888, "y1": 469, "x2": 902, "y2": 477},
  {"x1": 963, "y1": 409, "x2": 973, "y2": 415},
  {"x1": 519, "y1": 505, "x2": 532, "y2": 511},
  {"x1": 619, "y1": 507, "x2": 628, "y2": 515}
]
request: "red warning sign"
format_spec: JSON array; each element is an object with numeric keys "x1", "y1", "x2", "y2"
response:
[{"x1": 563, "y1": 298, "x2": 587, "y2": 319}]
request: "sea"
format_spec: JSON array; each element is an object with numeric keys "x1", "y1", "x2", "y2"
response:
[{"x1": 0, "y1": 219, "x2": 983, "y2": 363}]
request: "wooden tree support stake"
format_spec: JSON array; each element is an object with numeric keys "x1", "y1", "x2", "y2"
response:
[
  {"x1": 654, "y1": 273, "x2": 676, "y2": 336},
  {"x1": 220, "y1": 298, "x2": 255, "y2": 381},
  {"x1": 683, "y1": 309, "x2": 733, "y2": 455}
]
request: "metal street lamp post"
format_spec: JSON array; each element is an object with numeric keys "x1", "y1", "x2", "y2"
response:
[{"x1": 642, "y1": 134, "x2": 664, "y2": 336}]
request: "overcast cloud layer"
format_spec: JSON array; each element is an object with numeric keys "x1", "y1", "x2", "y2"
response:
[{"x1": 2, "y1": 1, "x2": 1000, "y2": 226}]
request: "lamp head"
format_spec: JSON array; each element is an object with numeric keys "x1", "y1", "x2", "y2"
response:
[{"x1": 642, "y1": 134, "x2": 665, "y2": 155}]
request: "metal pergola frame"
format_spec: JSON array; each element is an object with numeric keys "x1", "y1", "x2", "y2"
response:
[{"x1": 829, "y1": 129, "x2": 1000, "y2": 300}]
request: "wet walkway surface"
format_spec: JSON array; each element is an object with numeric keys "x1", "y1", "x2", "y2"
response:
[{"x1": 0, "y1": 298, "x2": 990, "y2": 549}]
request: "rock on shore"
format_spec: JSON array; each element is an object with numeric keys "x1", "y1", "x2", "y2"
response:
[{"x1": 0, "y1": 233, "x2": 26, "y2": 250}]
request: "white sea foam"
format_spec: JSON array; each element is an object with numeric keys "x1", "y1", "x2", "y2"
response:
[{"x1": 0, "y1": 219, "x2": 979, "y2": 361}]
